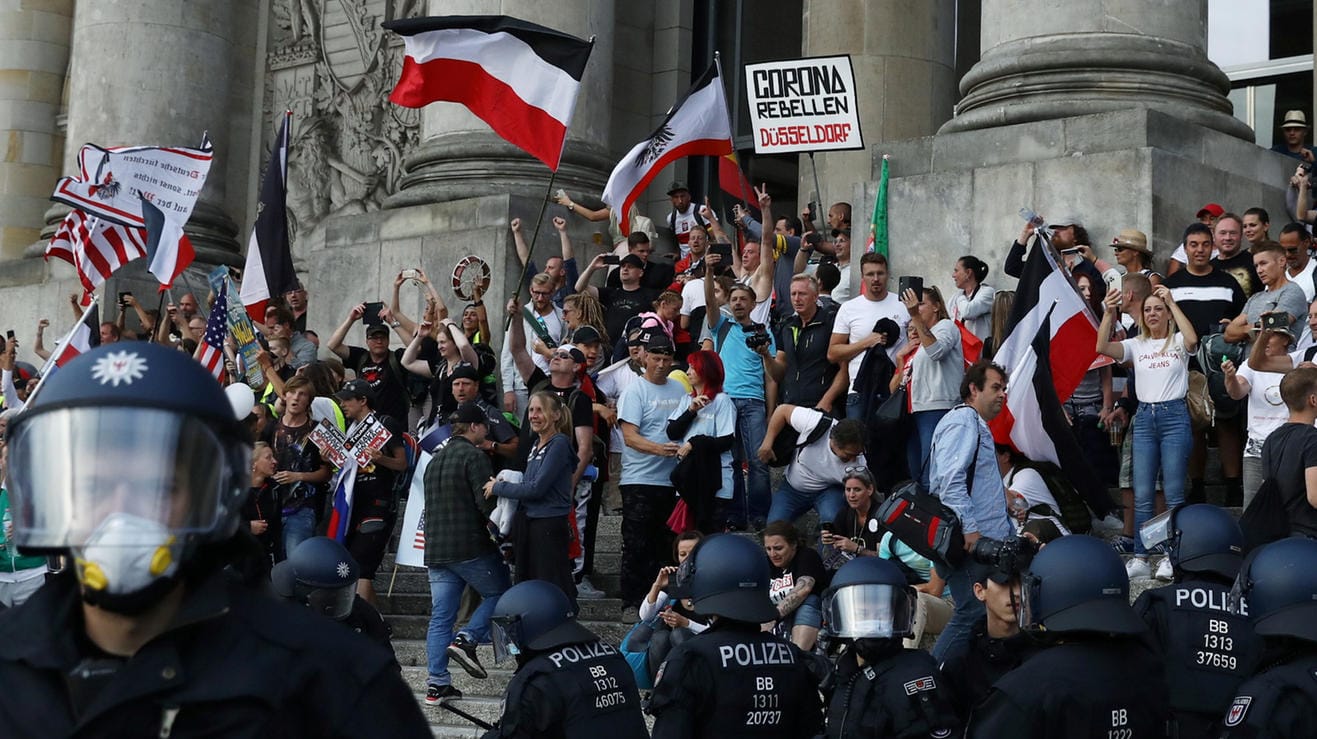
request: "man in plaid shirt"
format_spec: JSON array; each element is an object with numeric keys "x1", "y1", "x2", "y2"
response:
[{"x1": 422, "y1": 403, "x2": 512, "y2": 705}]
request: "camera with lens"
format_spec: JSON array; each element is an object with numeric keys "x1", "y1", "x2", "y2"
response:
[
  {"x1": 971, "y1": 536, "x2": 1039, "y2": 579},
  {"x1": 745, "y1": 323, "x2": 772, "y2": 350}
]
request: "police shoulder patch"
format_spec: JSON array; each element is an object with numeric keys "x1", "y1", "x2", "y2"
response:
[
  {"x1": 1225, "y1": 695, "x2": 1251, "y2": 727},
  {"x1": 903, "y1": 675, "x2": 937, "y2": 695}
]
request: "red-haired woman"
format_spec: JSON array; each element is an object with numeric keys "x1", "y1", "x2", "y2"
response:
[{"x1": 666, "y1": 350, "x2": 736, "y2": 533}]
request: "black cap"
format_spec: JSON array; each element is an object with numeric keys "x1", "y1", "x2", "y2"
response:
[
  {"x1": 335, "y1": 378, "x2": 376, "y2": 404},
  {"x1": 572, "y1": 326, "x2": 603, "y2": 345},
  {"x1": 450, "y1": 402, "x2": 488, "y2": 425},
  {"x1": 619, "y1": 254, "x2": 646, "y2": 269},
  {"x1": 666, "y1": 180, "x2": 690, "y2": 196},
  {"x1": 643, "y1": 331, "x2": 675, "y2": 354},
  {"x1": 626, "y1": 326, "x2": 647, "y2": 346},
  {"x1": 448, "y1": 363, "x2": 480, "y2": 383},
  {"x1": 553, "y1": 344, "x2": 587, "y2": 364},
  {"x1": 365, "y1": 324, "x2": 390, "y2": 339}
]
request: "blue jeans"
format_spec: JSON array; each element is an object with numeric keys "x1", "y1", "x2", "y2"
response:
[
  {"x1": 281, "y1": 507, "x2": 315, "y2": 558},
  {"x1": 1132, "y1": 399, "x2": 1191, "y2": 556},
  {"x1": 767, "y1": 478, "x2": 845, "y2": 527},
  {"x1": 931, "y1": 560, "x2": 985, "y2": 663},
  {"x1": 426, "y1": 551, "x2": 512, "y2": 686},
  {"x1": 731, "y1": 397, "x2": 771, "y2": 524},
  {"x1": 846, "y1": 392, "x2": 864, "y2": 421},
  {"x1": 907, "y1": 409, "x2": 949, "y2": 491}
]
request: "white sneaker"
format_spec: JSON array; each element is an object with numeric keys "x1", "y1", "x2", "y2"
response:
[
  {"x1": 1125, "y1": 557, "x2": 1152, "y2": 579},
  {"x1": 576, "y1": 577, "x2": 605, "y2": 600},
  {"x1": 1154, "y1": 557, "x2": 1174, "y2": 581},
  {"x1": 1091, "y1": 514, "x2": 1124, "y2": 535}
]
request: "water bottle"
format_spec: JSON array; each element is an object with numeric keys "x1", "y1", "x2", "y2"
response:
[
  {"x1": 1019, "y1": 208, "x2": 1046, "y2": 229},
  {"x1": 1108, "y1": 417, "x2": 1124, "y2": 447}
]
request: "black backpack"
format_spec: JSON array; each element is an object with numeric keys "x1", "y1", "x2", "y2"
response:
[
  {"x1": 1018, "y1": 461, "x2": 1092, "y2": 535},
  {"x1": 1196, "y1": 333, "x2": 1246, "y2": 421},
  {"x1": 768, "y1": 414, "x2": 832, "y2": 468}
]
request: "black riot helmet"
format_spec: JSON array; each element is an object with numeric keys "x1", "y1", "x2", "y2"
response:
[
  {"x1": 1140, "y1": 503, "x2": 1244, "y2": 580},
  {"x1": 272, "y1": 537, "x2": 359, "y2": 620},
  {"x1": 490, "y1": 580, "x2": 596, "y2": 663},
  {"x1": 1018, "y1": 534, "x2": 1146, "y2": 635},
  {"x1": 823, "y1": 557, "x2": 917, "y2": 639},
  {"x1": 1230, "y1": 537, "x2": 1317, "y2": 642},
  {"x1": 667, "y1": 533, "x2": 778, "y2": 623},
  {"x1": 4, "y1": 342, "x2": 250, "y2": 613}
]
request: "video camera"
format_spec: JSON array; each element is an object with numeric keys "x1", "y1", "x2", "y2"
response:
[
  {"x1": 971, "y1": 536, "x2": 1039, "y2": 580},
  {"x1": 745, "y1": 323, "x2": 772, "y2": 350}
]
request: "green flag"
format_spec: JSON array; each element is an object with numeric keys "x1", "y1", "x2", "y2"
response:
[{"x1": 867, "y1": 155, "x2": 889, "y2": 256}]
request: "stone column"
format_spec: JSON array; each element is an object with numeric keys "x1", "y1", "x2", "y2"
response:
[
  {"x1": 55, "y1": 0, "x2": 240, "y2": 263},
  {"x1": 387, "y1": 0, "x2": 616, "y2": 207},
  {"x1": 799, "y1": 0, "x2": 957, "y2": 207},
  {"x1": 943, "y1": 0, "x2": 1252, "y2": 141},
  {"x1": 0, "y1": 0, "x2": 73, "y2": 260}
]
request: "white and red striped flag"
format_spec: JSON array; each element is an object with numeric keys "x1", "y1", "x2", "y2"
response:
[
  {"x1": 45, "y1": 210, "x2": 148, "y2": 301},
  {"x1": 194, "y1": 283, "x2": 229, "y2": 381},
  {"x1": 603, "y1": 65, "x2": 734, "y2": 235},
  {"x1": 384, "y1": 15, "x2": 593, "y2": 171}
]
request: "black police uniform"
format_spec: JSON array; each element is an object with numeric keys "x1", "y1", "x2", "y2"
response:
[
  {"x1": 648, "y1": 621, "x2": 823, "y2": 738},
  {"x1": 343, "y1": 595, "x2": 394, "y2": 653},
  {"x1": 0, "y1": 568, "x2": 429, "y2": 738},
  {"x1": 1132, "y1": 576, "x2": 1261, "y2": 736},
  {"x1": 967, "y1": 639, "x2": 1170, "y2": 738},
  {"x1": 484, "y1": 638, "x2": 647, "y2": 739},
  {"x1": 825, "y1": 643, "x2": 959, "y2": 738},
  {"x1": 1219, "y1": 651, "x2": 1317, "y2": 738},
  {"x1": 938, "y1": 619, "x2": 1040, "y2": 722}
]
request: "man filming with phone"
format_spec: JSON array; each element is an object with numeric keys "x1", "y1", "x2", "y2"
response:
[{"x1": 328, "y1": 302, "x2": 414, "y2": 424}]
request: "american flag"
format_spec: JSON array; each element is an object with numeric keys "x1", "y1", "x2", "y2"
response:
[
  {"x1": 45, "y1": 210, "x2": 148, "y2": 301},
  {"x1": 196, "y1": 285, "x2": 228, "y2": 381}
]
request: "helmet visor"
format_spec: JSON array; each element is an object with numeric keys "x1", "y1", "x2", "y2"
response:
[
  {"x1": 490, "y1": 617, "x2": 522, "y2": 665},
  {"x1": 6, "y1": 408, "x2": 238, "y2": 548},
  {"x1": 823, "y1": 583, "x2": 915, "y2": 638},
  {"x1": 1018, "y1": 570, "x2": 1043, "y2": 629},
  {"x1": 305, "y1": 584, "x2": 356, "y2": 621},
  {"x1": 1139, "y1": 510, "x2": 1175, "y2": 555}
]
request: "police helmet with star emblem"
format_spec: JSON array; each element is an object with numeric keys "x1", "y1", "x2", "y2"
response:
[
  {"x1": 272, "y1": 536, "x2": 360, "y2": 621},
  {"x1": 3, "y1": 342, "x2": 251, "y2": 614}
]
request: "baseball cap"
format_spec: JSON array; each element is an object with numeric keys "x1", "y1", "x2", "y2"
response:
[
  {"x1": 335, "y1": 378, "x2": 376, "y2": 404},
  {"x1": 642, "y1": 331, "x2": 675, "y2": 355},
  {"x1": 450, "y1": 402, "x2": 488, "y2": 425},
  {"x1": 552, "y1": 344, "x2": 586, "y2": 364},
  {"x1": 620, "y1": 254, "x2": 646, "y2": 269},
  {"x1": 572, "y1": 325, "x2": 603, "y2": 345},
  {"x1": 448, "y1": 363, "x2": 480, "y2": 383},
  {"x1": 1049, "y1": 214, "x2": 1083, "y2": 229},
  {"x1": 365, "y1": 324, "x2": 390, "y2": 339},
  {"x1": 626, "y1": 327, "x2": 648, "y2": 346},
  {"x1": 1196, "y1": 203, "x2": 1225, "y2": 219},
  {"x1": 666, "y1": 180, "x2": 690, "y2": 196}
]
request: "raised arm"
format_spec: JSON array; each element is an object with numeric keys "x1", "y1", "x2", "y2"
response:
[
  {"x1": 510, "y1": 217, "x2": 531, "y2": 267},
  {"x1": 1095, "y1": 291, "x2": 1125, "y2": 361},
  {"x1": 504, "y1": 297, "x2": 537, "y2": 383},
  {"x1": 326, "y1": 304, "x2": 365, "y2": 360},
  {"x1": 32, "y1": 318, "x2": 51, "y2": 361},
  {"x1": 1156, "y1": 285, "x2": 1197, "y2": 353},
  {"x1": 555, "y1": 191, "x2": 611, "y2": 223},
  {"x1": 704, "y1": 254, "x2": 724, "y2": 330},
  {"x1": 400, "y1": 327, "x2": 434, "y2": 377},
  {"x1": 574, "y1": 254, "x2": 605, "y2": 297}
]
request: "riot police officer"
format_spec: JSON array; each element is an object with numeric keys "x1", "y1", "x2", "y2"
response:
[
  {"x1": 1131, "y1": 504, "x2": 1260, "y2": 736},
  {"x1": 648, "y1": 533, "x2": 823, "y2": 738},
  {"x1": 967, "y1": 534, "x2": 1171, "y2": 738},
  {"x1": 938, "y1": 537, "x2": 1041, "y2": 721},
  {"x1": 821, "y1": 556, "x2": 959, "y2": 738},
  {"x1": 0, "y1": 343, "x2": 429, "y2": 738},
  {"x1": 272, "y1": 536, "x2": 394, "y2": 652},
  {"x1": 483, "y1": 579, "x2": 647, "y2": 739},
  {"x1": 1220, "y1": 537, "x2": 1317, "y2": 737}
]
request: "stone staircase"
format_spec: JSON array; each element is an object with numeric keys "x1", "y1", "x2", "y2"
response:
[{"x1": 373, "y1": 514, "x2": 631, "y2": 737}]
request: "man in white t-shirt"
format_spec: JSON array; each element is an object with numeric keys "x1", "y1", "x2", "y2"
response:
[
  {"x1": 665, "y1": 180, "x2": 706, "y2": 259},
  {"x1": 1225, "y1": 330, "x2": 1292, "y2": 508},
  {"x1": 828, "y1": 252, "x2": 908, "y2": 420},
  {"x1": 756, "y1": 404, "x2": 868, "y2": 525},
  {"x1": 1281, "y1": 222, "x2": 1317, "y2": 304}
]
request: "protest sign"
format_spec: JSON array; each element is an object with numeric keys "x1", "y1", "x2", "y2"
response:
[
  {"x1": 310, "y1": 415, "x2": 392, "y2": 468},
  {"x1": 208, "y1": 267, "x2": 265, "y2": 388},
  {"x1": 744, "y1": 55, "x2": 863, "y2": 155}
]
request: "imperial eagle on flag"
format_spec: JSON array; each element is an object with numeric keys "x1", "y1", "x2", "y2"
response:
[
  {"x1": 603, "y1": 64, "x2": 734, "y2": 235},
  {"x1": 384, "y1": 15, "x2": 594, "y2": 171}
]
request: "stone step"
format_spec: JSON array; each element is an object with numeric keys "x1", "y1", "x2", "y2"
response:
[
  {"x1": 402, "y1": 664, "x2": 515, "y2": 696},
  {"x1": 386, "y1": 613, "x2": 632, "y2": 644}
]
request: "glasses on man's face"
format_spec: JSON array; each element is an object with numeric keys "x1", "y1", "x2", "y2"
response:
[
  {"x1": 552, "y1": 351, "x2": 574, "y2": 360},
  {"x1": 531, "y1": 290, "x2": 552, "y2": 298}
]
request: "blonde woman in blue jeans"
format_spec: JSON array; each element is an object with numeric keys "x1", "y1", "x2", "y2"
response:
[{"x1": 1096, "y1": 285, "x2": 1198, "y2": 580}]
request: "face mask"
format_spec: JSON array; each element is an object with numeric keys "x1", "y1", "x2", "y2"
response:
[{"x1": 73, "y1": 512, "x2": 180, "y2": 597}]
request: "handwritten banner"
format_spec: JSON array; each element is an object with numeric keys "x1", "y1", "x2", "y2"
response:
[{"x1": 744, "y1": 55, "x2": 863, "y2": 155}]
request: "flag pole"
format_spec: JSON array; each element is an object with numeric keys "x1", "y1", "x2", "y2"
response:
[
  {"x1": 26, "y1": 294, "x2": 100, "y2": 406},
  {"x1": 807, "y1": 152, "x2": 825, "y2": 232},
  {"x1": 503, "y1": 35, "x2": 595, "y2": 332},
  {"x1": 712, "y1": 52, "x2": 752, "y2": 215}
]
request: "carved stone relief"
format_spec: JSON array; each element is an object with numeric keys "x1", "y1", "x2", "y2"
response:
[{"x1": 266, "y1": 0, "x2": 421, "y2": 241}]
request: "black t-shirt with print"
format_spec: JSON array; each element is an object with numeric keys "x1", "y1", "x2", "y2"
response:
[
  {"x1": 348, "y1": 413, "x2": 405, "y2": 524},
  {"x1": 345, "y1": 346, "x2": 409, "y2": 423},
  {"x1": 597, "y1": 286, "x2": 659, "y2": 347}
]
